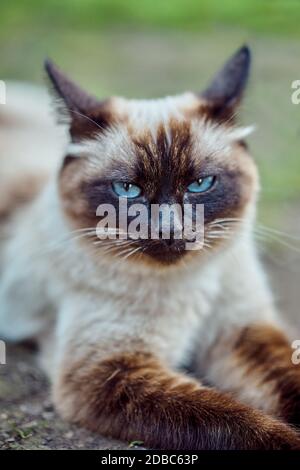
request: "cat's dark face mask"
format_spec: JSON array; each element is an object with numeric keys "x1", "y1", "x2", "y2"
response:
[{"x1": 46, "y1": 46, "x2": 258, "y2": 266}]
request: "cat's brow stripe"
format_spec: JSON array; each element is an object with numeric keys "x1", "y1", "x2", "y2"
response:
[{"x1": 132, "y1": 120, "x2": 193, "y2": 190}]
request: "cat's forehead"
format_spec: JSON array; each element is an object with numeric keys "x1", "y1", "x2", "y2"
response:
[
  {"x1": 68, "y1": 93, "x2": 253, "y2": 172},
  {"x1": 113, "y1": 92, "x2": 200, "y2": 128}
]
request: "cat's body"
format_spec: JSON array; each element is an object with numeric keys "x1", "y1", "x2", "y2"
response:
[{"x1": 1, "y1": 48, "x2": 300, "y2": 449}]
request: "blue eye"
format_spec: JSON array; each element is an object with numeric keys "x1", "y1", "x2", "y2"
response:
[
  {"x1": 112, "y1": 181, "x2": 142, "y2": 198},
  {"x1": 187, "y1": 176, "x2": 215, "y2": 193}
]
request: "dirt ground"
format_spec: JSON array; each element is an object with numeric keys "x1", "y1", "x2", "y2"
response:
[
  {"x1": 1, "y1": 243, "x2": 300, "y2": 450},
  {"x1": 0, "y1": 344, "x2": 129, "y2": 450}
]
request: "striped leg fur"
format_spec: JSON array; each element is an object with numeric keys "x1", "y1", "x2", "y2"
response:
[
  {"x1": 203, "y1": 323, "x2": 300, "y2": 428},
  {"x1": 53, "y1": 351, "x2": 300, "y2": 450}
]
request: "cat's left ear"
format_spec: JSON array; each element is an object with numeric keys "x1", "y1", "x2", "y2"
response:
[
  {"x1": 201, "y1": 45, "x2": 251, "y2": 122},
  {"x1": 45, "y1": 59, "x2": 111, "y2": 141}
]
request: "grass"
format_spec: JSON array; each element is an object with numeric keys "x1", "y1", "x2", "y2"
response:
[{"x1": 2, "y1": 0, "x2": 300, "y2": 36}]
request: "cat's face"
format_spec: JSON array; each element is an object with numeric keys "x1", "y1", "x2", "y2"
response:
[{"x1": 46, "y1": 46, "x2": 258, "y2": 266}]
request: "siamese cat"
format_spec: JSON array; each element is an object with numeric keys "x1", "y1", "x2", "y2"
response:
[{"x1": 1, "y1": 46, "x2": 300, "y2": 449}]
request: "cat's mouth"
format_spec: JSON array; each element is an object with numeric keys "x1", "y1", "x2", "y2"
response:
[{"x1": 140, "y1": 239, "x2": 187, "y2": 264}]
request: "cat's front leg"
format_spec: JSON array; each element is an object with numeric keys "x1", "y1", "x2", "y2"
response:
[
  {"x1": 201, "y1": 322, "x2": 300, "y2": 427},
  {"x1": 52, "y1": 347, "x2": 300, "y2": 450}
]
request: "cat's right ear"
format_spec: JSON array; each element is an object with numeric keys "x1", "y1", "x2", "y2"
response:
[
  {"x1": 45, "y1": 60, "x2": 111, "y2": 142},
  {"x1": 200, "y1": 46, "x2": 251, "y2": 123}
]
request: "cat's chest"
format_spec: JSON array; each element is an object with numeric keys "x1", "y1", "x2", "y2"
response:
[
  {"x1": 53, "y1": 256, "x2": 222, "y2": 366},
  {"x1": 146, "y1": 292, "x2": 212, "y2": 367},
  {"x1": 112, "y1": 269, "x2": 222, "y2": 367}
]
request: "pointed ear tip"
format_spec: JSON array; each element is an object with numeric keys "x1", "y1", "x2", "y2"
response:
[
  {"x1": 44, "y1": 59, "x2": 62, "y2": 80},
  {"x1": 238, "y1": 45, "x2": 251, "y2": 61},
  {"x1": 44, "y1": 58, "x2": 55, "y2": 76}
]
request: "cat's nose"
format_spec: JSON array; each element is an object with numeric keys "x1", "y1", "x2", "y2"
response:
[
  {"x1": 158, "y1": 228, "x2": 174, "y2": 245},
  {"x1": 152, "y1": 204, "x2": 183, "y2": 243}
]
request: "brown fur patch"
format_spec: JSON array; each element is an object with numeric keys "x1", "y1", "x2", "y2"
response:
[
  {"x1": 69, "y1": 101, "x2": 115, "y2": 142},
  {"x1": 54, "y1": 351, "x2": 300, "y2": 450},
  {"x1": 132, "y1": 120, "x2": 194, "y2": 198},
  {"x1": 234, "y1": 324, "x2": 300, "y2": 426},
  {"x1": 59, "y1": 157, "x2": 96, "y2": 228},
  {"x1": 190, "y1": 102, "x2": 235, "y2": 125}
]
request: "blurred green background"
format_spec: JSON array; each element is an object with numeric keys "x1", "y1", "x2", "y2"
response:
[{"x1": 1, "y1": 0, "x2": 300, "y2": 226}]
